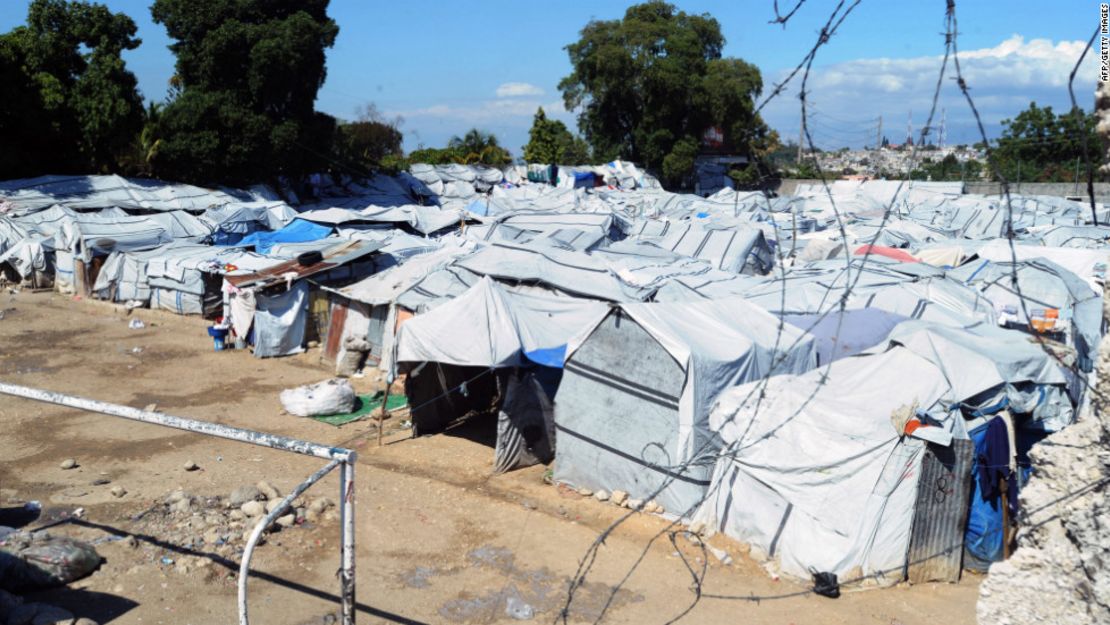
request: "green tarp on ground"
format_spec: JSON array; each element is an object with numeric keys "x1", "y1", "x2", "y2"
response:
[{"x1": 311, "y1": 391, "x2": 408, "y2": 427}]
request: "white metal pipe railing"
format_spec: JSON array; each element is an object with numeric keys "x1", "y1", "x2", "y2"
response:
[
  {"x1": 0, "y1": 382, "x2": 353, "y2": 462},
  {"x1": 0, "y1": 381, "x2": 357, "y2": 625},
  {"x1": 340, "y1": 459, "x2": 357, "y2": 624}
]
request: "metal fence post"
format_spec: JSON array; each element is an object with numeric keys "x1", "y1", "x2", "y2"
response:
[
  {"x1": 340, "y1": 456, "x2": 357, "y2": 625},
  {"x1": 239, "y1": 460, "x2": 341, "y2": 625}
]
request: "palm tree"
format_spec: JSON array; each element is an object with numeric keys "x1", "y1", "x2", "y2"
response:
[{"x1": 448, "y1": 128, "x2": 511, "y2": 165}]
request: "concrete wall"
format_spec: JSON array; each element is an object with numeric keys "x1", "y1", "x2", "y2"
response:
[
  {"x1": 773, "y1": 178, "x2": 1110, "y2": 201},
  {"x1": 965, "y1": 182, "x2": 1110, "y2": 200}
]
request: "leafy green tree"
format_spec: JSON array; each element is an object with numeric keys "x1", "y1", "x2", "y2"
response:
[
  {"x1": 791, "y1": 159, "x2": 821, "y2": 179},
  {"x1": 523, "y1": 107, "x2": 591, "y2": 164},
  {"x1": 119, "y1": 101, "x2": 164, "y2": 176},
  {"x1": 407, "y1": 146, "x2": 464, "y2": 165},
  {"x1": 559, "y1": 1, "x2": 770, "y2": 182},
  {"x1": 661, "y1": 136, "x2": 698, "y2": 186},
  {"x1": 448, "y1": 128, "x2": 511, "y2": 165},
  {"x1": 149, "y1": 0, "x2": 339, "y2": 187},
  {"x1": 0, "y1": 0, "x2": 143, "y2": 177},
  {"x1": 333, "y1": 103, "x2": 404, "y2": 177},
  {"x1": 909, "y1": 153, "x2": 984, "y2": 181},
  {"x1": 993, "y1": 103, "x2": 1102, "y2": 182}
]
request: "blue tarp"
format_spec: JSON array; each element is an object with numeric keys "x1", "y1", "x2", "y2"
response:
[
  {"x1": 964, "y1": 420, "x2": 1047, "y2": 570},
  {"x1": 784, "y1": 308, "x2": 908, "y2": 364},
  {"x1": 572, "y1": 172, "x2": 595, "y2": 189},
  {"x1": 524, "y1": 345, "x2": 567, "y2": 368},
  {"x1": 466, "y1": 198, "x2": 490, "y2": 217},
  {"x1": 965, "y1": 425, "x2": 1004, "y2": 568},
  {"x1": 234, "y1": 219, "x2": 332, "y2": 255}
]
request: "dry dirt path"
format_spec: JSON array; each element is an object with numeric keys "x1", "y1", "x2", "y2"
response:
[{"x1": 0, "y1": 291, "x2": 980, "y2": 624}]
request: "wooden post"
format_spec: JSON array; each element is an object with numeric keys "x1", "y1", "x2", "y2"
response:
[
  {"x1": 377, "y1": 379, "x2": 391, "y2": 447},
  {"x1": 1001, "y1": 478, "x2": 1011, "y2": 559}
]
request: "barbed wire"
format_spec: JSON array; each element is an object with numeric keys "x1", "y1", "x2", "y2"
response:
[
  {"x1": 1068, "y1": 26, "x2": 1101, "y2": 225},
  {"x1": 557, "y1": 0, "x2": 907, "y2": 621},
  {"x1": 770, "y1": 0, "x2": 809, "y2": 27},
  {"x1": 557, "y1": 1, "x2": 1105, "y2": 623}
]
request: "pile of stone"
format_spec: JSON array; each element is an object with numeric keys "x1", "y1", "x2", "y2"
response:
[
  {"x1": 571, "y1": 487, "x2": 665, "y2": 515},
  {"x1": 129, "y1": 481, "x2": 337, "y2": 564}
]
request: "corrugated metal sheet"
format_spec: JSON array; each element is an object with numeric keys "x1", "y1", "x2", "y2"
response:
[
  {"x1": 226, "y1": 239, "x2": 382, "y2": 290},
  {"x1": 906, "y1": 439, "x2": 974, "y2": 583},
  {"x1": 323, "y1": 299, "x2": 348, "y2": 363}
]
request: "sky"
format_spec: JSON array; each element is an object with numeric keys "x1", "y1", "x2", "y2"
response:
[{"x1": 0, "y1": 1, "x2": 1098, "y2": 154}]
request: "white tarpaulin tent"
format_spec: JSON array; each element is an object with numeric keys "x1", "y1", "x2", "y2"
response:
[
  {"x1": 0, "y1": 174, "x2": 255, "y2": 214},
  {"x1": 395, "y1": 276, "x2": 609, "y2": 369},
  {"x1": 554, "y1": 297, "x2": 818, "y2": 515},
  {"x1": 692, "y1": 347, "x2": 945, "y2": 585},
  {"x1": 692, "y1": 320, "x2": 1072, "y2": 584}
]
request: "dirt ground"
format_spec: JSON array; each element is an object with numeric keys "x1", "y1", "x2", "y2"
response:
[{"x1": 0, "y1": 290, "x2": 981, "y2": 625}]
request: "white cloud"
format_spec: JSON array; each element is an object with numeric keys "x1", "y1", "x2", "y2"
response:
[
  {"x1": 762, "y1": 35, "x2": 1097, "y2": 147},
  {"x1": 391, "y1": 98, "x2": 546, "y2": 123},
  {"x1": 386, "y1": 93, "x2": 576, "y2": 152},
  {"x1": 495, "y1": 82, "x2": 545, "y2": 98}
]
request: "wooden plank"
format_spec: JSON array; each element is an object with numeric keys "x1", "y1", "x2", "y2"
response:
[
  {"x1": 72, "y1": 259, "x2": 89, "y2": 297},
  {"x1": 323, "y1": 300, "x2": 348, "y2": 363},
  {"x1": 306, "y1": 289, "x2": 331, "y2": 345},
  {"x1": 906, "y1": 438, "x2": 974, "y2": 583}
]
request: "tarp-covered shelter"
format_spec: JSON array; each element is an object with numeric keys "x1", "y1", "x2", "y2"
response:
[
  {"x1": 692, "y1": 320, "x2": 1072, "y2": 586},
  {"x1": 553, "y1": 297, "x2": 818, "y2": 515},
  {"x1": 396, "y1": 277, "x2": 609, "y2": 471}
]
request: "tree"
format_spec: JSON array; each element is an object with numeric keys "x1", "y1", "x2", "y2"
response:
[
  {"x1": 661, "y1": 137, "x2": 697, "y2": 186},
  {"x1": 523, "y1": 107, "x2": 591, "y2": 164},
  {"x1": 0, "y1": 0, "x2": 143, "y2": 178},
  {"x1": 908, "y1": 154, "x2": 984, "y2": 181},
  {"x1": 407, "y1": 146, "x2": 463, "y2": 165},
  {"x1": 559, "y1": 1, "x2": 770, "y2": 183},
  {"x1": 334, "y1": 103, "x2": 404, "y2": 177},
  {"x1": 149, "y1": 0, "x2": 339, "y2": 187},
  {"x1": 993, "y1": 102, "x2": 1102, "y2": 183},
  {"x1": 448, "y1": 128, "x2": 511, "y2": 165},
  {"x1": 119, "y1": 101, "x2": 164, "y2": 176}
]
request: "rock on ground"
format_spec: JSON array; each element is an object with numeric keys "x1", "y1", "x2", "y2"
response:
[
  {"x1": 229, "y1": 485, "x2": 262, "y2": 507},
  {"x1": 240, "y1": 501, "x2": 264, "y2": 518},
  {"x1": 256, "y1": 481, "x2": 280, "y2": 501}
]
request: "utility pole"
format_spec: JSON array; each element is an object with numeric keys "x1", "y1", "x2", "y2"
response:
[
  {"x1": 797, "y1": 109, "x2": 805, "y2": 164},
  {"x1": 939, "y1": 108, "x2": 947, "y2": 149},
  {"x1": 874, "y1": 115, "x2": 883, "y2": 178}
]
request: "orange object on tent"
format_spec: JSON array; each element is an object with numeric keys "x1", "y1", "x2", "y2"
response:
[{"x1": 853, "y1": 244, "x2": 919, "y2": 263}]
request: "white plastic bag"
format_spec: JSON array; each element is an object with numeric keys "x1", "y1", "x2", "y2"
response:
[{"x1": 280, "y1": 379, "x2": 357, "y2": 417}]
